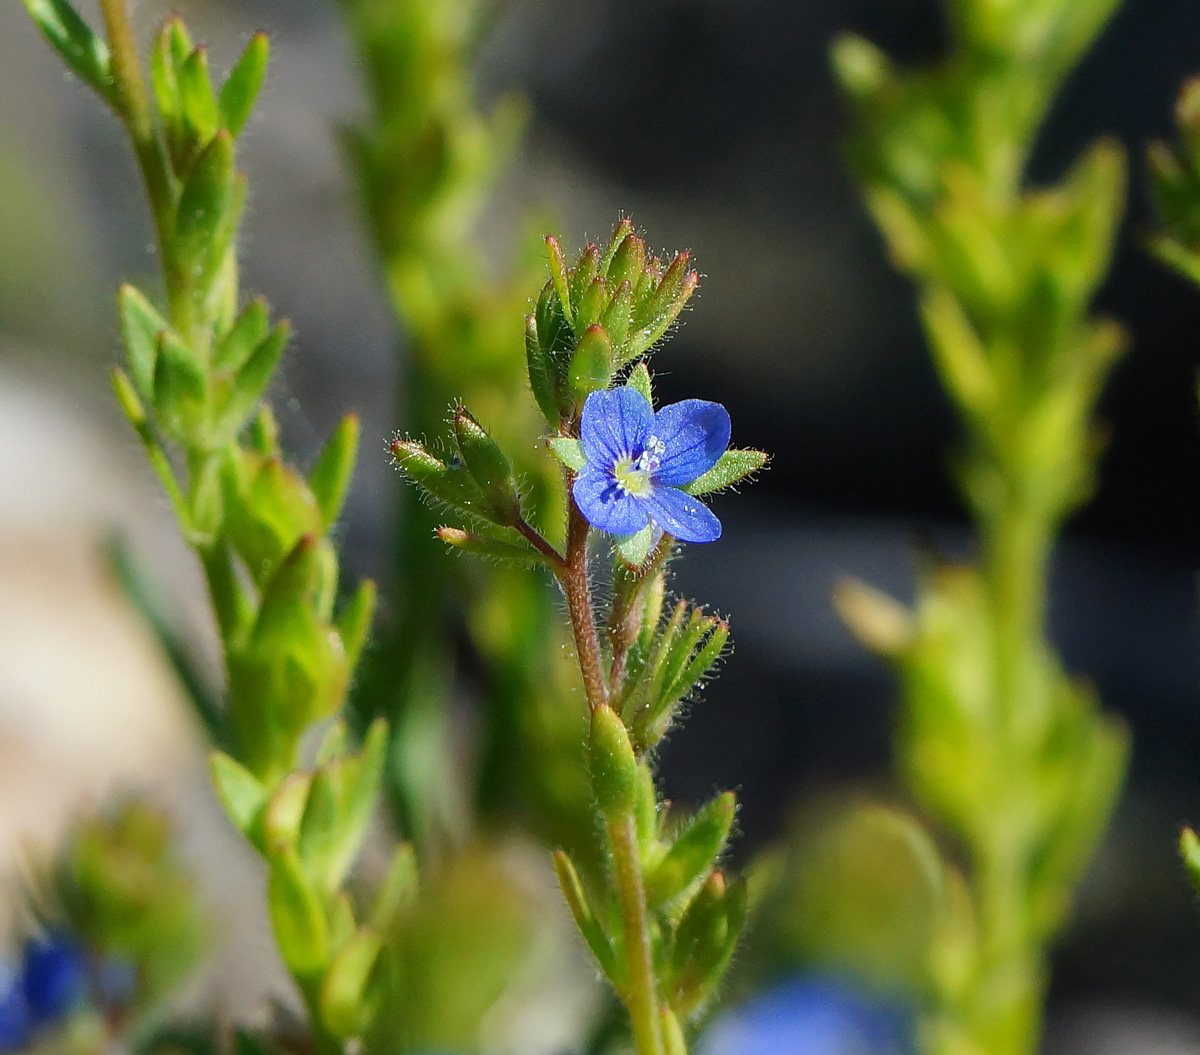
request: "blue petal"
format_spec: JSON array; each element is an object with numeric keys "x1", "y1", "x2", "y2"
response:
[
  {"x1": 651, "y1": 400, "x2": 731, "y2": 486},
  {"x1": 573, "y1": 468, "x2": 650, "y2": 535},
  {"x1": 643, "y1": 485, "x2": 721, "y2": 543},
  {"x1": 580, "y1": 388, "x2": 653, "y2": 467},
  {"x1": 22, "y1": 936, "x2": 87, "y2": 1024}
]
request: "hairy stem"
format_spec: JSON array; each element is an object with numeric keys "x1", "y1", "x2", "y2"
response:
[
  {"x1": 609, "y1": 812, "x2": 667, "y2": 1055},
  {"x1": 563, "y1": 498, "x2": 608, "y2": 712}
]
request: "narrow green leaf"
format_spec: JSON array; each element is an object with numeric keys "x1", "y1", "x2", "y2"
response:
[
  {"x1": 153, "y1": 330, "x2": 208, "y2": 441},
  {"x1": 372, "y1": 842, "x2": 418, "y2": 929},
  {"x1": 553, "y1": 850, "x2": 617, "y2": 979},
  {"x1": 320, "y1": 928, "x2": 383, "y2": 1039},
  {"x1": 644, "y1": 792, "x2": 736, "y2": 909},
  {"x1": 436, "y1": 527, "x2": 551, "y2": 568},
  {"x1": 1182, "y1": 828, "x2": 1200, "y2": 896},
  {"x1": 453, "y1": 407, "x2": 520, "y2": 525},
  {"x1": 268, "y1": 844, "x2": 329, "y2": 979},
  {"x1": 219, "y1": 32, "x2": 269, "y2": 138},
  {"x1": 545, "y1": 236, "x2": 573, "y2": 321},
  {"x1": 547, "y1": 436, "x2": 586, "y2": 472},
  {"x1": 336, "y1": 579, "x2": 376, "y2": 673},
  {"x1": 389, "y1": 438, "x2": 494, "y2": 522},
  {"x1": 175, "y1": 130, "x2": 235, "y2": 266},
  {"x1": 20, "y1": 0, "x2": 112, "y2": 102},
  {"x1": 210, "y1": 751, "x2": 267, "y2": 838},
  {"x1": 309, "y1": 414, "x2": 360, "y2": 531},
  {"x1": 118, "y1": 284, "x2": 169, "y2": 400},
  {"x1": 216, "y1": 321, "x2": 289, "y2": 438},
  {"x1": 215, "y1": 298, "x2": 270, "y2": 375},
  {"x1": 682, "y1": 449, "x2": 768, "y2": 496},
  {"x1": 178, "y1": 46, "x2": 219, "y2": 145}
]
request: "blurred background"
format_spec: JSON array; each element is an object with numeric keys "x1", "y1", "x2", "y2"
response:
[{"x1": 3, "y1": 0, "x2": 1200, "y2": 1050}]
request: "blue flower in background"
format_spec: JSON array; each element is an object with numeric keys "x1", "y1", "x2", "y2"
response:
[
  {"x1": 573, "y1": 387, "x2": 730, "y2": 543},
  {"x1": 699, "y1": 975, "x2": 912, "y2": 1055},
  {"x1": 0, "y1": 961, "x2": 30, "y2": 1053},
  {"x1": 22, "y1": 935, "x2": 87, "y2": 1025}
]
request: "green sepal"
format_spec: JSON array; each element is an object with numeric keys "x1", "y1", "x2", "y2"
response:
[
  {"x1": 336, "y1": 579, "x2": 376, "y2": 673},
  {"x1": 570, "y1": 243, "x2": 602, "y2": 314},
  {"x1": 606, "y1": 231, "x2": 645, "y2": 290},
  {"x1": 552, "y1": 850, "x2": 617, "y2": 981},
  {"x1": 602, "y1": 280, "x2": 635, "y2": 354},
  {"x1": 644, "y1": 792, "x2": 736, "y2": 910},
  {"x1": 175, "y1": 129, "x2": 235, "y2": 267},
  {"x1": 630, "y1": 251, "x2": 698, "y2": 354},
  {"x1": 625, "y1": 362, "x2": 653, "y2": 404},
  {"x1": 153, "y1": 330, "x2": 208, "y2": 442},
  {"x1": 453, "y1": 407, "x2": 521, "y2": 525},
  {"x1": 569, "y1": 324, "x2": 613, "y2": 401},
  {"x1": 118, "y1": 284, "x2": 169, "y2": 400},
  {"x1": 215, "y1": 297, "x2": 269, "y2": 375},
  {"x1": 267, "y1": 844, "x2": 329, "y2": 980},
  {"x1": 531, "y1": 282, "x2": 577, "y2": 419},
  {"x1": 320, "y1": 927, "x2": 383, "y2": 1039},
  {"x1": 602, "y1": 219, "x2": 636, "y2": 272},
  {"x1": 573, "y1": 276, "x2": 607, "y2": 333},
  {"x1": 436, "y1": 527, "x2": 552, "y2": 568},
  {"x1": 526, "y1": 312, "x2": 560, "y2": 424},
  {"x1": 547, "y1": 437, "x2": 586, "y2": 472},
  {"x1": 178, "y1": 46, "x2": 219, "y2": 147},
  {"x1": 682, "y1": 449, "x2": 768, "y2": 496},
  {"x1": 1182, "y1": 828, "x2": 1200, "y2": 896},
  {"x1": 545, "y1": 236, "x2": 573, "y2": 321},
  {"x1": 20, "y1": 0, "x2": 112, "y2": 104},
  {"x1": 371, "y1": 842, "x2": 418, "y2": 929},
  {"x1": 210, "y1": 751, "x2": 268, "y2": 848},
  {"x1": 219, "y1": 32, "x2": 269, "y2": 138},
  {"x1": 389, "y1": 438, "x2": 495, "y2": 523},
  {"x1": 589, "y1": 705, "x2": 640, "y2": 817},
  {"x1": 615, "y1": 524, "x2": 655, "y2": 569},
  {"x1": 309, "y1": 413, "x2": 360, "y2": 531}
]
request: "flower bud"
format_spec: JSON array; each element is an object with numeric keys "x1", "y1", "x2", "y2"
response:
[
  {"x1": 453, "y1": 407, "x2": 522, "y2": 526},
  {"x1": 569, "y1": 325, "x2": 614, "y2": 402},
  {"x1": 570, "y1": 242, "x2": 602, "y2": 311},
  {"x1": 589, "y1": 705, "x2": 640, "y2": 817},
  {"x1": 607, "y1": 233, "x2": 646, "y2": 290}
]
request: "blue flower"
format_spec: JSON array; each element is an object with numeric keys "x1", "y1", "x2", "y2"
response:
[
  {"x1": 572, "y1": 387, "x2": 730, "y2": 543},
  {"x1": 0, "y1": 961, "x2": 30, "y2": 1053},
  {"x1": 21, "y1": 935, "x2": 87, "y2": 1024},
  {"x1": 699, "y1": 975, "x2": 911, "y2": 1055}
]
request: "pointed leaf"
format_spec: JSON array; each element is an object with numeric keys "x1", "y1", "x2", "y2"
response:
[
  {"x1": 219, "y1": 32, "x2": 269, "y2": 138},
  {"x1": 681, "y1": 449, "x2": 767, "y2": 496},
  {"x1": 20, "y1": 0, "x2": 112, "y2": 102}
]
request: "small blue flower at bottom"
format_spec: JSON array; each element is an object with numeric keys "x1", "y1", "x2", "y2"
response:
[
  {"x1": 573, "y1": 387, "x2": 730, "y2": 543},
  {"x1": 0, "y1": 961, "x2": 30, "y2": 1053},
  {"x1": 22, "y1": 935, "x2": 87, "y2": 1024}
]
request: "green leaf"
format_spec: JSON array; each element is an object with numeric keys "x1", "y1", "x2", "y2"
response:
[
  {"x1": 1182, "y1": 828, "x2": 1200, "y2": 897},
  {"x1": 372, "y1": 842, "x2": 418, "y2": 929},
  {"x1": 268, "y1": 844, "x2": 329, "y2": 979},
  {"x1": 389, "y1": 438, "x2": 494, "y2": 523},
  {"x1": 153, "y1": 330, "x2": 208, "y2": 441},
  {"x1": 682, "y1": 449, "x2": 768, "y2": 496},
  {"x1": 336, "y1": 579, "x2": 376, "y2": 672},
  {"x1": 645, "y1": 792, "x2": 735, "y2": 909},
  {"x1": 219, "y1": 32, "x2": 269, "y2": 138},
  {"x1": 20, "y1": 0, "x2": 112, "y2": 103},
  {"x1": 552, "y1": 850, "x2": 617, "y2": 980},
  {"x1": 545, "y1": 235, "x2": 573, "y2": 321},
  {"x1": 150, "y1": 20, "x2": 182, "y2": 132},
  {"x1": 547, "y1": 436, "x2": 585, "y2": 472},
  {"x1": 178, "y1": 46, "x2": 219, "y2": 146},
  {"x1": 175, "y1": 130, "x2": 235, "y2": 267},
  {"x1": 320, "y1": 928, "x2": 383, "y2": 1039},
  {"x1": 210, "y1": 751, "x2": 267, "y2": 840},
  {"x1": 216, "y1": 321, "x2": 289, "y2": 438},
  {"x1": 118, "y1": 284, "x2": 169, "y2": 400},
  {"x1": 614, "y1": 524, "x2": 654, "y2": 568},
  {"x1": 214, "y1": 297, "x2": 269, "y2": 375},
  {"x1": 309, "y1": 414, "x2": 361, "y2": 531}
]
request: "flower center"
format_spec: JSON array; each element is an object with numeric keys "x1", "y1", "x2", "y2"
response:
[{"x1": 613, "y1": 436, "x2": 664, "y2": 498}]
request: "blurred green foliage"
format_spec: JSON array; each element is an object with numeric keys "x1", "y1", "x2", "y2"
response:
[
  {"x1": 832, "y1": 0, "x2": 1131, "y2": 1052},
  {"x1": 333, "y1": 0, "x2": 593, "y2": 868}
]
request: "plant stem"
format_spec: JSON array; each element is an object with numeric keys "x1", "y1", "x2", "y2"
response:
[
  {"x1": 563, "y1": 498, "x2": 608, "y2": 713},
  {"x1": 608, "y1": 812, "x2": 667, "y2": 1055}
]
